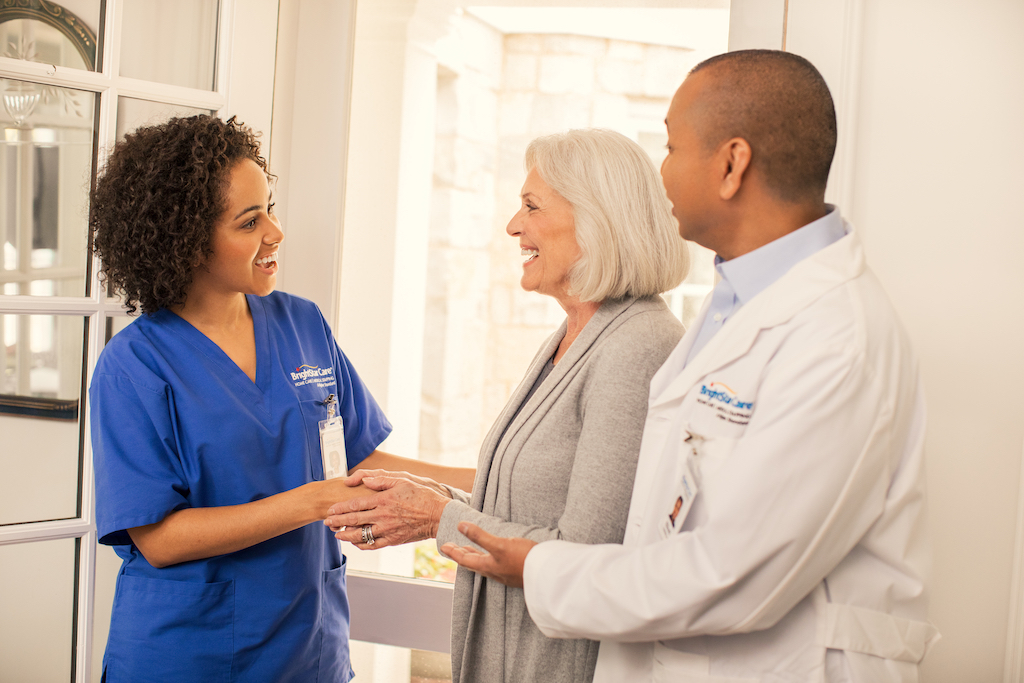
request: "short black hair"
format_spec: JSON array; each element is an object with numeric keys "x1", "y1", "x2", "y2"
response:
[
  {"x1": 689, "y1": 49, "x2": 837, "y2": 202},
  {"x1": 89, "y1": 115, "x2": 268, "y2": 314}
]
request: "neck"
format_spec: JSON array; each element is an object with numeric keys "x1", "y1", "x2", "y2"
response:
[
  {"x1": 171, "y1": 289, "x2": 250, "y2": 331},
  {"x1": 553, "y1": 295, "x2": 602, "y2": 364},
  {"x1": 716, "y1": 200, "x2": 828, "y2": 261}
]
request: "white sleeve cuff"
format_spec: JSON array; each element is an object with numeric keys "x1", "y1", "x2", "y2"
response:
[{"x1": 523, "y1": 539, "x2": 589, "y2": 639}]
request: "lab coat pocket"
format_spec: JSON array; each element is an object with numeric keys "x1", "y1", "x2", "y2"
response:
[
  {"x1": 319, "y1": 561, "x2": 354, "y2": 680},
  {"x1": 691, "y1": 435, "x2": 739, "y2": 491},
  {"x1": 105, "y1": 574, "x2": 234, "y2": 681},
  {"x1": 653, "y1": 643, "x2": 758, "y2": 682}
]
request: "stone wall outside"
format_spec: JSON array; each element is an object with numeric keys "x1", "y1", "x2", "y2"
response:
[{"x1": 422, "y1": 15, "x2": 714, "y2": 468}]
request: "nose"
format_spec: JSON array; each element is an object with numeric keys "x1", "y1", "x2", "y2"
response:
[
  {"x1": 506, "y1": 208, "x2": 523, "y2": 237},
  {"x1": 265, "y1": 213, "x2": 284, "y2": 247}
]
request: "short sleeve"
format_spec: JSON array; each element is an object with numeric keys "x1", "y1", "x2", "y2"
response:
[
  {"x1": 90, "y1": 373, "x2": 191, "y2": 546},
  {"x1": 328, "y1": 331, "x2": 392, "y2": 470}
]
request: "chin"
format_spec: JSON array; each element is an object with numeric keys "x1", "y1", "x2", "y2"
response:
[{"x1": 677, "y1": 222, "x2": 699, "y2": 244}]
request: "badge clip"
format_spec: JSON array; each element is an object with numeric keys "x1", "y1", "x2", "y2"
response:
[{"x1": 322, "y1": 393, "x2": 336, "y2": 419}]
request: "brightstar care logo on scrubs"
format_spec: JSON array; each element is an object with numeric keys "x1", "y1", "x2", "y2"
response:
[
  {"x1": 697, "y1": 381, "x2": 754, "y2": 426},
  {"x1": 291, "y1": 364, "x2": 336, "y2": 389}
]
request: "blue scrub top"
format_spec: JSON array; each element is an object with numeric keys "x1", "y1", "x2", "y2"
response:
[{"x1": 90, "y1": 292, "x2": 392, "y2": 682}]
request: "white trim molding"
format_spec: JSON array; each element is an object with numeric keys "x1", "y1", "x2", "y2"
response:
[
  {"x1": 784, "y1": 0, "x2": 865, "y2": 213},
  {"x1": 1005, "y1": 438, "x2": 1024, "y2": 683},
  {"x1": 347, "y1": 570, "x2": 455, "y2": 653},
  {"x1": 267, "y1": 0, "x2": 358, "y2": 327},
  {"x1": 727, "y1": 0, "x2": 786, "y2": 50},
  {"x1": 725, "y1": 0, "x2": 867, "y2": 214}
]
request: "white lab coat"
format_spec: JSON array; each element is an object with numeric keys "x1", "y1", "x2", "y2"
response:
[{"x1": 523, "y1": 221, "x2": 939, "y2": 682}]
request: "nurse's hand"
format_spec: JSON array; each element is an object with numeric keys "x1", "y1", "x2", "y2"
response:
[
  {"x1": 440, "y1": 522, "x2": 537, "y2": 588},
  {"x1": 325, "y1": 475, "x2": 450, "y2": 550},
  {"x1": 343, "y1": 468, "x2": 453, "y2": 500}
]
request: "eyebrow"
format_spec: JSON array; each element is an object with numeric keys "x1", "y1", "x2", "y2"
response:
[{"x1": 233, "y1": 205, "x2": 263, "y2": 220}]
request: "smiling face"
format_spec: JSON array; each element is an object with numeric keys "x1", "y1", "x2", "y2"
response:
[
  {"x1": 189, "y1": 158, "x2": 282, "y2": 301},
  {"x1": 506, "y1": 167, "x2": 579, "y2": 303}
]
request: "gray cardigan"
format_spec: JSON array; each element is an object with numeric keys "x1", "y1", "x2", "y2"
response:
[{"x1": 437, "y1": 295, "x2": 684, "y2": 683}]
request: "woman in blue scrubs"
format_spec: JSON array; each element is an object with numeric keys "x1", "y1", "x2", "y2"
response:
[{"x1": 89, "y1": 115, "x2": 472, "y2": 682}]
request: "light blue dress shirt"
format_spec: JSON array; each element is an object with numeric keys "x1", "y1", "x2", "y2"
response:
[{"x1": 685, "y1": 206, "x2": 847, "y2": 365}]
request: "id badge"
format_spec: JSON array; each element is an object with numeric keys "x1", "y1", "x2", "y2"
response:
[
  {"x1": 320, "y1": 417, "x2": 346, "y2": 479},
  {"x1": 659, "y1": 459, "x2": 698, "y2": 538},
  {"x1": 318, "y1": 394, "x2": 346, "y2": 480}
]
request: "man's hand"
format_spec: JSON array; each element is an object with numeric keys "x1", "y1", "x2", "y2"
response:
[{"x1": 440, "y1": 522, "x2": 537, "y2": 588}]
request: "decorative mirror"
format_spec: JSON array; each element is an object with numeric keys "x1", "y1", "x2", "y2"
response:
[
  {"x1": 0, "y1": 0, "x2": 98, "y2": 71},
  {"x1": 0, "y1": 1, "x2": 97, "y2": 423}
]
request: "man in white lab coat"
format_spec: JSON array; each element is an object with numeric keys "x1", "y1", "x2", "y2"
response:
[{"x1": 442, "y1": 50, "x2": 938, "y2": 682}]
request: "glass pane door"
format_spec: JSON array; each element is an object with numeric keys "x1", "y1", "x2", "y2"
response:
[
  {"x1": 0, "y1": 1, "x2": 240, "y2": 681},
  {"x1": 0, "y1": 314, "x2": 86, "y2": 525},
  {"x1": 0, "y1": 538, "x2": 77, "y2": 682},
  {"x1": 1, "y1": 79, "x2": 96, "y2": 298}
]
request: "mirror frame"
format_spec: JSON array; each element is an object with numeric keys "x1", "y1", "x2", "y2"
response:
[
  {"x1": 0, "y1": 0, "x2": 98, "y2": 71},
  {"x1": 0, "y1": 394, "x2": 77, "y2": 419}
]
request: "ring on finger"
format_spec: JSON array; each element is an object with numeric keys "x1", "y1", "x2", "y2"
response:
[{"x1": 361, "y1": 525, "x2": 375, "y2": 546}]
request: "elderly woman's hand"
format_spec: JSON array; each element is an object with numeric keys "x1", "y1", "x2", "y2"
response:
[{"x1": 326, "y1": 473, "x2": 452, "y2": 550}]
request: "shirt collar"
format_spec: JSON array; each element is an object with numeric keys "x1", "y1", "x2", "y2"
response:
[{"x1": 714, "y1": 206, "x2": 846, "y2": 305}]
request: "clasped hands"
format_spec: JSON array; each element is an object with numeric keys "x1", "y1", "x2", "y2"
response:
[
  {"x1": 325, "y1": 469, "x2": 450, "y2": 549},
  {"x1": 323, "y1": 470, "x2": 537, "y2": 588}
]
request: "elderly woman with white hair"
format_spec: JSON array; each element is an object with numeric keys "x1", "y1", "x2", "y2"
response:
[{"x1": 327, "y1": 128, "x2": 689, "y2": 683}]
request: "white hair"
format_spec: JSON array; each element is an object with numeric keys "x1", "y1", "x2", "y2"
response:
[{"x1": 524, "y1": 129, "x2": 689, "y2": 302}]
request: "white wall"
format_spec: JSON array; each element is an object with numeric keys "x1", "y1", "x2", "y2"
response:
[
  {"x1": 268, "y1": 0, "x2": 357, "y2": 325},
  {"x1": 847, "y1": 1, "x2": 1024, "y2": 679}
]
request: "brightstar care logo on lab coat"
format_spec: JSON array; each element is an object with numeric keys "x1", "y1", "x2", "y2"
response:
[
  {"x1": 291, "y1": 364, "x2": 336, "y2": 389},
  {"x1": 697, "y1": 381, "x2": 754, "y2": 426}
]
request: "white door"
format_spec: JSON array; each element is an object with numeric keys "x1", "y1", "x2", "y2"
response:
[{"x1": 0, "y1": 1, "x2": 279, "y2": 680}]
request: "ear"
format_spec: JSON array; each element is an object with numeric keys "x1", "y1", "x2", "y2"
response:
[{"x1": 718, "y1": 137, "x2": 752, "y2": 200}]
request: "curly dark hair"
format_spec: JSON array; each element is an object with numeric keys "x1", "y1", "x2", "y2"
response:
[{"x1": 89, "y1": 115, "x2": 269, "y2": 315}]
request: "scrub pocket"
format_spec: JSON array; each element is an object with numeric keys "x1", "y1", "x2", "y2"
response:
[
  {"x1": 319, "y1": 558, "x2": 355, "y2": 682},
  {"x1": 105, "y1": 574, "x2": 234, "y2": 682}
]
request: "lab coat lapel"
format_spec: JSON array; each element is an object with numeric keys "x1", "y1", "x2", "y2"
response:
[
  {"x1": 649, "y1": 221, "x2": 865, "y2": 411},
  {"x1": 646, "y1": 293, "x2": 710, "y2": 402}
]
